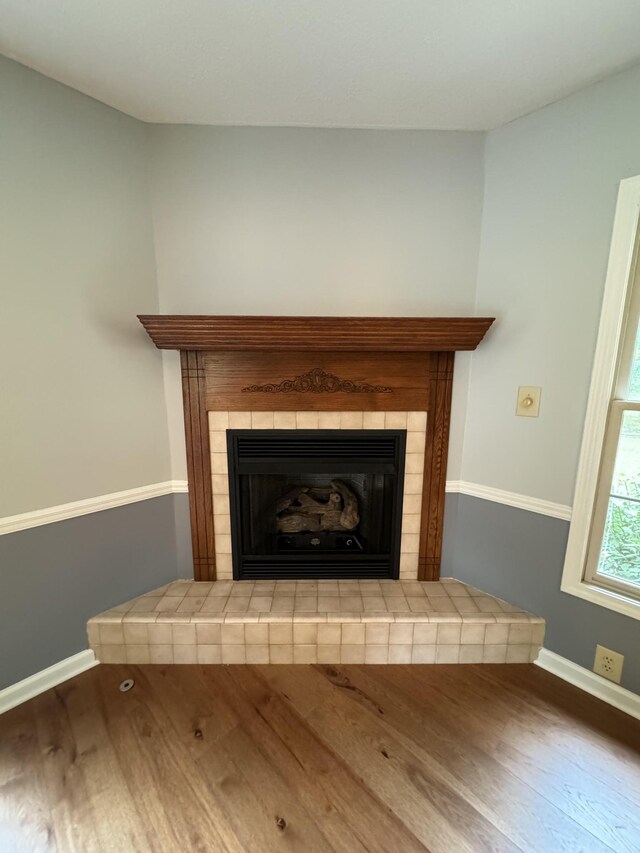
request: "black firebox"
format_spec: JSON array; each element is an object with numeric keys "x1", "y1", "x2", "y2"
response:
[{"x1": 227, "y1": 430, "x2": 406, "y2": 580}]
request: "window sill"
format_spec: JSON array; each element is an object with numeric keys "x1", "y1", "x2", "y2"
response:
[{"x1": 561, "y1": 576, "x2": 640, "y2": 621}]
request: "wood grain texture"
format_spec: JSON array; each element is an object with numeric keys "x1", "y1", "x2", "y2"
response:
[
  {"x1": 203, "y1": 351, "x2": 430, "y2": 411},
  {"x1": 419, "y1": 352, "x2": 454, "y2": 581},
  {"x1": 1, "y1": 664, "x2": 638, "y2": 853},
  {"x1": 138, "y1": 315, "x2": 495, "y2": 352},
  {"x1": 181, "y1": 351, "x2": 216, "y2": 581}
]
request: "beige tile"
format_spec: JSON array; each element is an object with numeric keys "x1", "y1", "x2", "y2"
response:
[
  {"x1": 252, "y1": 412, "x2": 274, "y2": 429},
  {"x1": 436, "y1": 645, "x2": 460, "y2": 663},
  {"x1": 362, "y1": 597, "x2": 387, "y2": 612},
  {"x1": 215, "y1": 515, "x2": 231, "y2": 534},
  {"x1": 389, "y1": 645, "x2": 412, "y2": 663},
  {"x1": 177, "y1": 597, "x2": 205, "y2": 613},
  {"x1": 209, "y1": 581, "x2": 233, "y2": 596},
  {"x1": 413, "y1": 624, "x2": 437, "y2": 644},
  {"x1": 317, "y1": 624, "x2": 341, "y2": 645},
  {"x1": 294, "y1": 596, "x2": 317, "y2": 612},
  {"x1": 483, "y1": 644, "x2": 508, "y2": 663},
  {"x1": 273, "y1": 411, "x2": 297, "y2": 428},
  {"x1": 247, "y1": 596, "x2": 272, "y2": 612},
  {"x1": 210, "y1": 431, "x2": 227, "y2": 453},
  {"x1": 211, "y1": 453, "x2": 228, "y2": 474},
  {"x1": 437, "y1": 624, "x2": 461, "y2": 645},
  {"x1": 123, "y1": 624, "x2": 148, "y2": 645},
  {"x1": 508, "y1": 624, "x2": 534, "y2": 645},
  {"x1": 222, "y1": 645, "x2": 246, "y2": 664},
  {"x1": 340, "y1": 411, "x2": 363, "y2": 429},
  {"x1": 174, "y1": 646, "x2": 198, "y2": 664},
  {"x1": 213, "y1": 494, "x2": 230, "y2": 514},
  {"x1": 406, "y1": 432, "x2": 426, "y2": 455},
  {"x1": 269, "y1": 624, "x2": 293, "y2": 644},
  {"x1": 403, "y1": 474, "x2": 424, "y2": 495},
  {"x1": 365, "y1": 623, "x2": 390, "y2": 644},
  {"x1": 154, "y1": 597, "x2": 180, "y2": 613},
  {"x1": 229, "y1": 411, "x2": 252, "y2": 428},
  {"x1": 87, "y1": 623, "x2": 100, "y2": 645},
  {"x1": 172, "y1": 624, "x2": 196, "y2": 645},
  {"x1": 150, "y1": 645, "x2": 173, "y2": 664},
  {"x1": 531, "y1": 623, "x2": 546, "y2": 646},
  {"x1": 402, "y1": 514, "x2": 421, "y2": 534},
  {"x1": 294, "y1": 645, "x2": 318, "y2": 663},
  {"x1": 385, "y1": 597, "x2": 410, "y2": 612},
  {"x1": 412, "y1": 645, "x2": 436, "y2": 663},
  {"x1": 459, "y1": 645, "x2": 485, "y2": 664},
  {"x1": 196, "y1": 623, "x2": 222, "y2": 644},
  {"x1": 296, "y1": 411, "x2": 319, "y2": 429},
  {"x1": 246, "y1": 645, "x2": 270, "y2": 663},
  {"x1": 274, "y1": 581, "x2": 297, "y2": 593},
  {"x1": 341, "y1": 645, "x2": 365, "y2": 663},
  {"x1": 125, "y1": 645, "x2": 150, "y2": 664},
  {"x1": 271, "y1": 597, "x2": 295, "y2": 612},
  {"x1": 187, "y1": 582, "x2": 214, "y2": 597},
  {"x1": 221, "y1": 624, "x2": 245, "y2": 644},
  {"x1": 389, "y1": 623, "x2": 413, "y2": 644},
  {"x1": 407, "y1": 597, "x2": 431, "y2": 612},
  {"x1": 99, "y1": 645, "x2": 127, "y2": 663},
  {"x1": 270, "y1": 645, "x2": 293, "y2": 664},
  {"x1": 485, "y1": 624, "x2": 509, "y2": 645},
  {"x1": 342, "y1": 624, "x2": 365, "y2": 644},
  {"x1": 407, "y1": 411, "x2": 427, "y2": 431},
  {"x1": 224, "y1": 598, "x2": 249, "y2": 613},
  {"x1": 244, "y1": 624, "x2": 269, "y2": 644},
  {"x1": 215, "y1": 555, "x2": 233, "y2": 577},
  {"x1": 362, "y1": 411, "x2": 385, "y2": 429},
  {"x1": 339, "y1": 597, "x2": 363, "y2": 612},
  {"x1": 384, "y1": 411, "x2": 407, "y2": 429},
  {"x1": 211, "y1": 474, "x2": 229, "y2": 494},
  {"x1": 454, "y1": 598, "x2": 480, "y2": 613},
  {"x1": 318, "y1": 596, "x2": 341, "y2": 612},
  {"x1": 209, "y1": 411, "x2": 229, "y2": 430},
  {"x1": 365, "y1": 645, "x2": 389, "y2": 663},
  {"x1": 401, "y1": 534, "x2": 420, "y2": 554},
  {"x1": 506, "y1": 644, "x2": 533, "y2": 663},
  {"x1": 100, "y1": 624, "x2": 125, "y2": 645},
  {"x1": 317, "y1": 411, "x2": 340, "y2": 428},
  {"x1": 200, "y1": 597, "x2": 227, "y2": 613},
  {"x1": 402, "y1": 494, "x2": 422, "y2": 514},
  {"x1": 317, "y1": 644, "x2": 341, "y2": 663},
  {"x1": 461, "y1": 624, "x2": 486, "y2": 645},
  {"x1": 129, "y1": 597, "x2": 162, "y2": 613},
  {"x1": 293, "y1": 624, "x2": 318, "y2": 644},
  {"x1": 216, "y1": 534, "x2": 232, "y2": 555},
  {"x1": 197, "y1": 645, "x2": 222, "y2": 664},
  {"x1": 405, "y1": 454, "x2": 425, "y2": 475}
]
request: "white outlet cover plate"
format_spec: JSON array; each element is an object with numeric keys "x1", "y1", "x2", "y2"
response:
[
  {"x1": 516, "y1": 386, "x2": 541, "y2": 417},
  {"x1": 593, "y1": 643, "x2": 624, "y2": 684}
]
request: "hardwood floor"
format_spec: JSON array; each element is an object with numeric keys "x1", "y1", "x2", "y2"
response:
[{"x1": 1, "y1": 664, "x2": 639, "y2": 852}]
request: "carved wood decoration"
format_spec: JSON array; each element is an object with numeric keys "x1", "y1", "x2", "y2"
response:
[
  {"x1": 140, "y1": 315, "x2": 494, "y2": 582},
  {"x1": 242, "y1": 367, "x2": 392, "y2": 394}
]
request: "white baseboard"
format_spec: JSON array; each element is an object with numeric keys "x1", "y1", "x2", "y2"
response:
[
  {"x1": 445, "y1": 480, "x2": 572, "y2": 521},
  {"x1": 0, "y1": 480, "x2": 189, "y2": 536},
  {"x1": 0, "y1": 650, "x2": 99, "y2": 714},
  {"x1": 535, "y1": 648, "x2": 640, "y2": 720}
]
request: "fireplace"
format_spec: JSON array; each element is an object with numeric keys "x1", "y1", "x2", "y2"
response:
[{"x1": 227, "y1": 429, "x2": 406, "y2": 579}]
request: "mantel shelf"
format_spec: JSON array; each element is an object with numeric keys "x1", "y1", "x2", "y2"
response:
[{"x1": 138, "y1": 315, "x2": 495, "y2": 352}]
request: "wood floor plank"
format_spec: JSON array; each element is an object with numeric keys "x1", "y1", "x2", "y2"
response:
[
  {"x1": 207, "y1": 665, "x2": 427, "y2": 853},
  {"x1": 267, "y1": 666, "x2": 520, "y2": 852},
  {"x1": 0, "y1": 702, "x2": 56, "y2": 853},
  {"x1": 1, "y1": 663, "x2": 638, "y2": 853},
  {"x1": 330, "y1": 663, "x2": 614, "y2": 853}
]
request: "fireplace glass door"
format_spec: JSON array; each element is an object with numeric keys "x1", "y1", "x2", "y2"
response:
[{"x1": 227, "y1": 430, "x2": 406, "y2": 579}]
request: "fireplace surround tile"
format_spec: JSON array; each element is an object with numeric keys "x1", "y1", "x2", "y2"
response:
[{"x1": 209, "y1": 410, "x2": 428, "y2": 581}]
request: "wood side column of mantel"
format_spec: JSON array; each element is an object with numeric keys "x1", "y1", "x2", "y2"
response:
[{"x1": 140, "y1": 315, "x2": 494, "y2": 582}]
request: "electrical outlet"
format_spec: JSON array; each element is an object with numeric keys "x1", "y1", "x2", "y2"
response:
[{"x1": 593, "y1": 644, "x2": 624, "y2": 684}]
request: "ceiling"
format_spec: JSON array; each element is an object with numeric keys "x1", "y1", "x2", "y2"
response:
[{"x1": 2, "y1": 0, "x2": 640, "y2": 131}]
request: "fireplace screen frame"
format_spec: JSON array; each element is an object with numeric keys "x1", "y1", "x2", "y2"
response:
[{"x1": 227, "y1": 429, "x2": 407, "y2": 580}]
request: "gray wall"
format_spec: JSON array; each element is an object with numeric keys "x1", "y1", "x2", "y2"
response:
[
  {"x1": 148, "y1": 125, "x2": 486, "y2": 482},
  {"x1": 0, "y1": 55, "x2": 171, "y2": 516},
  {"x1": 448, "y1": 495, "x2": 640, "y2": 695},
  {"x1": 0, "y1": 496, "x2": 183, "y2": 688},
  {"x1": 462, "y1": 63, "x2": 640, "y2": 505}
]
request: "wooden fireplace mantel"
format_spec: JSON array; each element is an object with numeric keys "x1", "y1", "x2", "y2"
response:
[
  {"x1": 139, "y1": 315, "x2": 494, "y2": 582},
  {"x1": 138, "y1": 314, "x2": 494, "y2": 352}
]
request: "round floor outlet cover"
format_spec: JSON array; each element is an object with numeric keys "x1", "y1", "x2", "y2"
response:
[{"x1": 119, "y1": 679, "x2": 134, "y2": 692}]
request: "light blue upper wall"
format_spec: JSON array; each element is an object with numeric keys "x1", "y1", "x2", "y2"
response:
[
  {"x1": 462, "y1": 63, "x2": 640, "y2": 506},
  {"x1": 0, "y1": 55, "x2": 171, "y2": 516},
  {"x1": 148, "y1": 125, "x2": 486, "y2": 482}
]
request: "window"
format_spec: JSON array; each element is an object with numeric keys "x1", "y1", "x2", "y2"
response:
[{"x1": 562, "y1": 175, "x2": 640, "y2": 619}]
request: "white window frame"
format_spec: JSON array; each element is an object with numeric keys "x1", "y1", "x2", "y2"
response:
[{"x1": 562, "y1": 175, "x2": 640, "y2": 620}]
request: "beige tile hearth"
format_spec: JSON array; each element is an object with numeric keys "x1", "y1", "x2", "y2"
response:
[{"x1": 88, "y1": 579, "x2": 544, "y2": 666}]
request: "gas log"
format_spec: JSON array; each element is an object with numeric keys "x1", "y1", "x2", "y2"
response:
[{"x1": 276, "y1": 480, "x2": 359, "y2": 533}]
